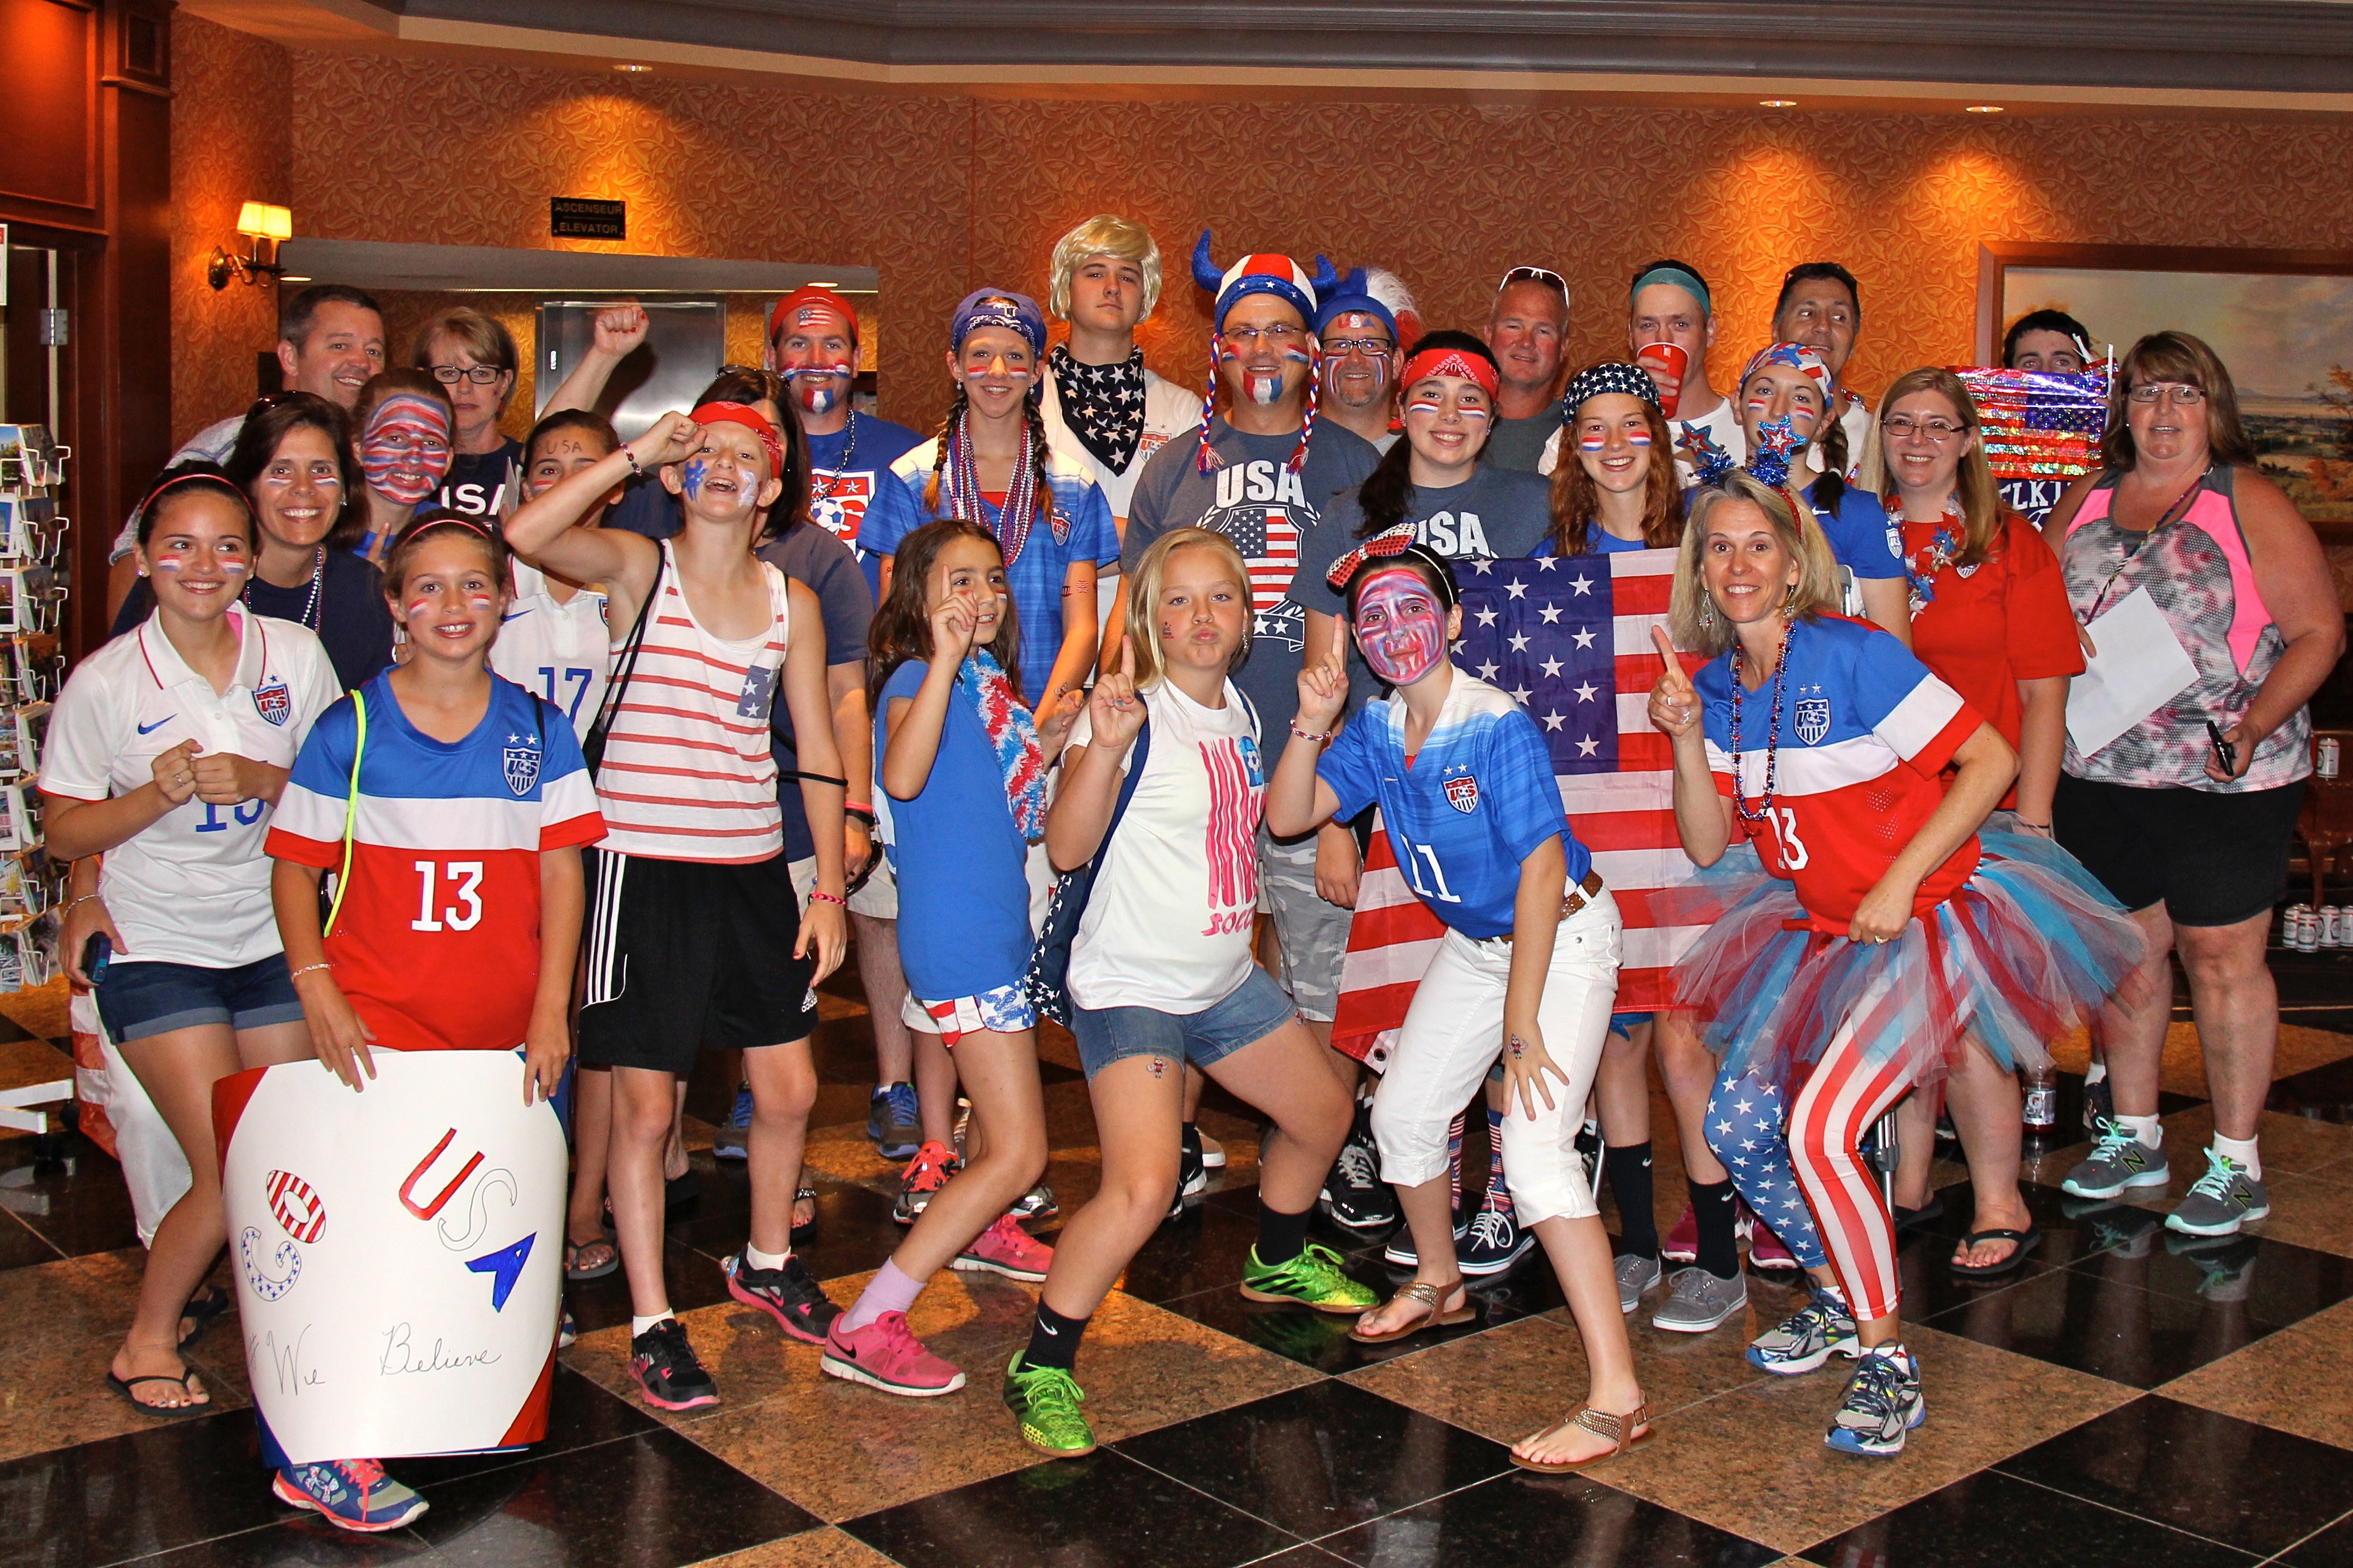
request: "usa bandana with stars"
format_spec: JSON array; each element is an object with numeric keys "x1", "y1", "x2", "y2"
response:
[{"x1": 1050, "y1": 344, "x2": 1147, "y2": 475}]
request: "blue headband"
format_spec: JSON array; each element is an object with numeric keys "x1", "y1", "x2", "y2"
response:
[
  {"x1": 949, "y1": 288, "x2": 1047, "y2": 358},
  {"x1": 1314, "y1": 269, "x2": 1397, "y2": 339},
  {"x1": 1631, "y1": 265, "x2": 1711, "y2": 316}
]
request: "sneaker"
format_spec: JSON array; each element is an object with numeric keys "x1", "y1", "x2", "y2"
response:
[
  {"x1": 1747, "y1": 1218, "x2": 1800, "y2": 1273},
  {"x1": 712, "y1": 1084, "x2": 753, "y2": 1161},
  {"x1": 1615, "y1": 1252, "x2": 1663, "y2": 1314},
  {"x1": 1825, "y1": 1344, "x2": 1925, "y2": 1457},
  {"x1": 1200, "y1": 1131, "x2": 1227, "y2": 1169},
  {"x1": 1012, "y1": 1183, "x2": 1059, "y2": 1222},
  {"x1": 1458, "y1": 1195, "x2": 1534, "y2": 1277},
  {"x1": 868, "y1": 1082, "x2": 922, "y2": 1162},
  {"x1": 1382, "y1": 1203, "x2": 1466, "y2": 1266},
  {"x1": 2166, "y1": 1148, "x2": 2270, "y2": 1236},
  {"x1": 2061, "y1": 1118, "x2": 2171, "y2": 1200},
  {"x1": 272, "y1": 1460, "x2": 428, "y2": 1532},
  {"x1": 725, "y1": 1252, "x2": 842, "y2": 1345},
  {"x1": 2082, "y1": 1074, "x2": 2115, "y2": 1135},
  {"x1": 1747, "y1": 1285, "x2": 1860, "y2": 1375},
  {"x1": 953, "y1": 1213, "x2": 1054, "y2": 1281},
  {"x1": 821, "y1": 1310, "x2": 966, "y2": 1396},
  {"x1": 558, "y1": 1307, "x2": 577, "y2": 1350},
  {"x1": 1661, "y1": 1203, "x2": 1699, "y2": 1264},
  {"x1": 1651, "y1": 1265, "x2": 1748, "y2": 1333},
  {"x1": 1239, "y1": 1241, "x2": 1379, "y2": 1313},
  {"x1": 895, "y1": 1140, "x2": 960, "y2": 1225},
  {"x1": 1004, "y1": 1352, "x2": 1095, "y2": 1458},
  {"x1": 629, "y1": 1318, "x2": 719, "y2": 1410},
  {"x1": 1575, "y1": 1120, "x2": 1604, "y2": 1197},
  {"x1": 1321, "y1": 1113, "x2": 1397, "y2": 1232},
  {"x1": 1172, "y1": 1123, "x2": 1209, "y2": 1217}
]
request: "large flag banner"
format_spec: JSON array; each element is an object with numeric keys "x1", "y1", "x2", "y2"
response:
[
  {"x1": 1955, "y1": 366, "x2": 2110, "y2": 525},
  {"x1": 1331, "y1": 548, "x2": 1707, "y2": 1067},
  {"x1": 216, "y1": 1051, "x2": 565, "y2": 1464}
]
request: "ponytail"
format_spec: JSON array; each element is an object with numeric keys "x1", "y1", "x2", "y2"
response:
[
  {"x1": 1812, "y1": 414, "x2": 1850, "y2": 514},
  {"x1": 1352, "y1": 437, "x2": 1416, "y2": 539}
]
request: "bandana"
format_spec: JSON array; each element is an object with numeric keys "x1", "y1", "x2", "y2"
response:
[
  {"x1": 688, "y1": 402, "x2": 784, "y2": 480},
  {"x1": 1049, "y1": 343, "x2": 1147, "y2": 475},
  {"x1": 1560, "y1": 361, "x2": 1662, "y2": 422},
  {"x1": 1399, "y1": 347, "x2": 1499, "y2": 399},
  {"x1": 768, "y1": 285, "x2": 859, "y2": 348},
  {"x1": 962, "y1": 648, "x2": 1049, "y2": 843},
  {"x1": 950, "y1": 289, "x2": 1048, "y2": 360},
  {"x1": 1738, "y1": 341, "x2": 1835, "y2": 403}
]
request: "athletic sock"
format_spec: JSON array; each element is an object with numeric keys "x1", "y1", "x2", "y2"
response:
[
  {"x1": 1691, "y1": 1177, "x2": 1740, "y2": 1280},
  {"x1": 744, "y1": 1242, "x2": 788, "y2": 1272},
  {"x1": 1485, "y1": 1107, "x2": 1513, "y2": 1207},
  {"x1": 2119, "y1": 1113, "x2": 2163, "y2": 1150},
  {"x1": 630, "y1": 1312, "x2": 674, "y2": 1338},
  {"x1": 1024, "y1": 1301, "x2": 1089, "y2": 1372},
  {"x1": 2212, "y1": 1132, "x2": 2262, "y2": 1180},
  {"x1": 842, "y1": 1257, "x2": 924, "y2": 1334},
  {"x1": 2083, "y1": 1061, "x2": 2108, "y2": 1086},
  {"x1": 1446, "y1": 1112, "x2": 1466, "y2": 1214},
  {"x1": 1605, "y1": 1142, "x2": 1658, "y2": 1258},
  {"x1": 1256, "y1": 1201, "x2": 1312, "y2": 1266}
]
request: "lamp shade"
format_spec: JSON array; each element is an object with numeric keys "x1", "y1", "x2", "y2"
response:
[{"x1": 237, "y1": 201, "x2": 294, "y2": 241}]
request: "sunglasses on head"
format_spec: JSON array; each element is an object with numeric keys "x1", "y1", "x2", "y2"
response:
[{"x1": 1498, "y1": 266, "x2": 1568, "y2": 295}]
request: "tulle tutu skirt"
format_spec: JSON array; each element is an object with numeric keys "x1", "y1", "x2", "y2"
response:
[{"x1": 1661, "y1": 832, "x2": 2149, "y2": 1089}]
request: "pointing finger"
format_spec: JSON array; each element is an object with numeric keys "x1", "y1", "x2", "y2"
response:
[
  {"x1": 1120, "y1": 635, "x2": 1135, "y2": 678},
  {"x1": 1649, "y1": 623, "x2": 1685, "y2": 680}
]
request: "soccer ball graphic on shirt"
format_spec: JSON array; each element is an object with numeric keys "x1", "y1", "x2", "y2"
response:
[
  {"x1": 217, "y1": 1051, "x2": 565, "y2": 1463},
  {"x1": 809, "y1": 472, "x2": 876, "y2": 546}
]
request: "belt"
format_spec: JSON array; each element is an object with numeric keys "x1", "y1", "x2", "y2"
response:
[{"x1": 1495, "y1": 868, "x2": 1605, "y2": 942}]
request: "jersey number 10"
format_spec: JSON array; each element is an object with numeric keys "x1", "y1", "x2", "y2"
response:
[{"x1": 412, "y1": 860, "x2": 485, "y2": 931}]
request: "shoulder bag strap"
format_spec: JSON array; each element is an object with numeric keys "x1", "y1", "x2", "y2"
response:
[{"x1": 582, "y1": 549, "x2": 663, "y2": 780}]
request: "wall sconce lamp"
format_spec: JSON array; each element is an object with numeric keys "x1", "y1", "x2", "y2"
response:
[{"x1": 208, "y1": 202, "x2": 294, "y2": 289}]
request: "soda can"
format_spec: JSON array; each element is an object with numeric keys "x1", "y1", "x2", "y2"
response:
[
  {"x1": 2320, "y1": 736, "x2": 2341, "y2": 780},
  {"x1": 2326, "y1": 907, "x2": 2343, "y2": 948},
  {"x1": 2286, "y1": 906, "x2": 2310, "y2": 950},
  {"x1": 2301, "y1": 909, "x2": 2324, "y2": 952}
]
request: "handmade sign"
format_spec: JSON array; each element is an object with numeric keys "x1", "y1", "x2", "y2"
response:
[
  {"x1": 214, "y1": 1051, "x2": 564, "y2": 1464},
  {"x1": 1953, "y1": 366, "x2": 2112, "y2": 525}
]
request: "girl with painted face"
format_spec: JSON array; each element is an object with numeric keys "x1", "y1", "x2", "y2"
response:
[
  {"x1": 1733, "y1": 343, "x2": 1910, "y2": 643},
  {"x1": 350, "y1": 370, "x2": 455, "y2": 565},
  {"x1": 1647, "y1": 473, "x2": 2140, "y2": 1457},
  {"x1": 45, "y1": 468, "x2": 341, "y2": 1424},
  {"x1": 1267, "y1": 535, "x2": 1649, "y2": 1475}
]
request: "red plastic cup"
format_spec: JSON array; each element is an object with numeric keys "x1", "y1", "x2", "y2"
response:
[{"x1": 1635, "y1": 341, "x2": 1689, "y2": 419}]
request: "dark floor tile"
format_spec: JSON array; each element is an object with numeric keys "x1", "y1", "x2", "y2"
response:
[
  {"x1": 391, "y1": 1367, "x2": 659, "y2": 1490},
  {"x1": 1116, "y1": 1199, "x2": 1285, "y2": 1304},
  {"x1": 408, "y1": 1427, "x2": 817, "y2": 1568},
  {"x1": 774, "y1": 1180, "x2": 916, "y2": 1285},
  {"x1": 1923, "y1": 1257, "x2": 2289, "y2": 1388},
  {"x1": 1993, "y1": 1393, "x2": 2353, "y2": 1559},
  {"x1": 0, "y1": 1405, "x2": 282, "y2": 1567},
  {"x1": 1318, "y1": 1469, "x2": 1778, "y2": 1567},
  {"x1": 2273, "y1": 1054, "x2": 2353, "y2": 1125},
  {"x1": 0, "y1": 1207, "x2": 60, "y2": 1272},
  {"x1": 1238, "y1": 1549, "x2": 1352, "y2": 1568},
  {"x1": 1156, "y1": 1251, "x2": 1559, "y2": 1375},
  {"x1": 843, "y1": 1447, "x2": 1297, "y2": 1568},
  {"x1": 2107, "y1": 1231, "x2": 2353, "y2": 1327},
  {"x1": 90, "y1": 1518, "x2": 442, "y2": 1568},
  {"x1": 0, "y1": 1135, "x2": 139, "y2": 1259},
  {"x1": 562, "y1": 1241, "x2": 732, "y2": 1337},
  {"x1": 1799, "y1": 1467, "x2": 2260, "y2": 1568},
  {"x1": 2279, "y1": 1511, "x2": 2353, "y2": 1566},
  {"x1": 1113, "y1": 1378, "x2": 1512, "y2": 1540}
]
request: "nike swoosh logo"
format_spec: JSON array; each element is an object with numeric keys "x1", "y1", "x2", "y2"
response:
[
  {"x1": 501, "y1": 610, "x2": 528, "y2": 623},
  {"x1": 136, "y1": 718, "x2": 171, "y2": 735}
]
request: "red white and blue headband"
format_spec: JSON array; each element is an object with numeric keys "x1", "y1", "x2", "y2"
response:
[
  {"x1": 1738, "y1": 341, "x2": 1834, "y2": 400},
  {"x1": 1399, "y1": 347, "x2": 1499, "y2": 400},
  {"x1": 1560, "y1": 361, "x2": 1662, "y2": 422}
]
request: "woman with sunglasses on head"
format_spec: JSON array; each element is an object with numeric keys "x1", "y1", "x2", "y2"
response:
[
  {"x1": 111, "y1": 394, "x2": 397, "y2": 692},
  {"x1": 2046, "y1": 332, "x2": 2343, "y2": 1239}
]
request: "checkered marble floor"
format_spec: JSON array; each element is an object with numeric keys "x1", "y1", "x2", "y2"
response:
[{"x1": 9, "y1": 946, "x2": 2353, "y2": 1568}]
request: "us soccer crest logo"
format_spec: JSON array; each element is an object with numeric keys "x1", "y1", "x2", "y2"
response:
[
  {"x1": 1794, "y1": 696, "x2": 1832, "y2": 747},
  {"x1": 1445, "y1": 773, "x2": 1481, "y2": 813},
  {"x1": 253, "y1": 678, "x2": 292, "y2": 727},
  {"x1": 503, "y1": 733, "x2": 541, "y2": 797}
]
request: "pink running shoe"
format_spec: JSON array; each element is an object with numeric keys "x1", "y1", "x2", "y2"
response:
[
  {"x1": 820, "y1": 1310, "x2": 966, "y2": 1396},
  {"x1": 1662, "y1": 1204, "x2": 1699, "y2": 1263},
  {"x1": 1749, "y1": 1217, "x2": 1800, "y2": 1272},
  {"x1": 950, "y1": 1213, "x2": 1054, "y2": 1282}
]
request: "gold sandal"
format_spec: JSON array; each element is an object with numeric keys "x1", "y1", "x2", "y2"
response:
[
  {"x1": 1510, "y1": 1403, "x2": 1653, "y2": 1473},
  {"x1": 1348, "y1": 1279, "x2": 1475, "y2": 1344}
]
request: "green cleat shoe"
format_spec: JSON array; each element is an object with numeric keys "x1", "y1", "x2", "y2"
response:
[
  {"x1": 1003, "y1": 1352, "x2": 1095, "y2": 1458},
  {"x1": 1239, "y1": 1241, "x2": 1380, "y2": 1314}
]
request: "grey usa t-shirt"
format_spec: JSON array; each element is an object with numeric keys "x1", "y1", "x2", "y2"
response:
[{"x1": 1481, "y1": 411, "x2": 1559, "y2": 473}]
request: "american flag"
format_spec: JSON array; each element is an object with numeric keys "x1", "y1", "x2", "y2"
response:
[
  {"x1": 1953, "y1": 367, "x2": 2110, "y2": 482},
  {"x1": 1330, "y1": 548, "x2": 1709, "y2": 1068}
]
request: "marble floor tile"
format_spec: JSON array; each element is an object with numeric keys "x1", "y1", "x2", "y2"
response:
[
  {"x1": 680, "y1": 1527, "x2": 901, "y2": 1568},
  {"x1": 1316, "y1": 1470, "x2": 1780, "y2": 1567},
  {"x1": 2162, "y1": 1294, "x2": 2353, "y2": 1450},
  {"x1": 1796, "y1": 1466, "x2": 2262, "y2": 1568}
]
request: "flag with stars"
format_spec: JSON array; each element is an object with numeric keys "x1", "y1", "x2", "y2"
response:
[{"x1": 1332, "y1": 549, "x2": 1710, "y2": 1067}]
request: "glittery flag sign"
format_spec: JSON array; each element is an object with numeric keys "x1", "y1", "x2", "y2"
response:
[{"x1": 1953, "y1": 367, "x2": 2112, "y2": 481}]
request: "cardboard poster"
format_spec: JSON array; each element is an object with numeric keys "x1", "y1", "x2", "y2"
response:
[{"x1": 215, "y1": 1051, "x2": 565, "y2": 1464}]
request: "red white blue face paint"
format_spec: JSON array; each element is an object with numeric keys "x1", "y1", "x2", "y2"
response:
[
  {"x1": 784, "y1": 364, "x2": 852, "y2": 415},
  {"x1": 360, "y1": 394, "x2": 454, "y2": 506},
  {"x1": 1353, "y1": 565, "x2": 1449, "y2": 686}
]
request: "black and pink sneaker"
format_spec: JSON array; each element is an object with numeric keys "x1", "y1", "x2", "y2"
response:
[
  {"x1": 725, "y1": 1252, "x2": 841, "y2": 1345},
  {"x1": 629, "y1": 1318, "x2": 719, "y2": 1411}
]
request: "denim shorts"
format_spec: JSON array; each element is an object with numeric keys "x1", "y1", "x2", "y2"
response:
[
  {"x1": 1070, "y1": 965, "x2": 1299, "y2": 1081},
  {"x1": 96, "y1": 954, "x2": 305, "y2": 1044}
]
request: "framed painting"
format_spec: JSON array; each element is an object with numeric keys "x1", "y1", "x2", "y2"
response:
[{"x1": 1976, "y1": 242, "x2": 2353, "y2": 525}]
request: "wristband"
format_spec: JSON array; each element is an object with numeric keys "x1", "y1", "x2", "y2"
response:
[
  {"x1": 845, "y1": 805, "x2": 877, "y2": 828},
  {"x1": 844, "y1": 800, "x2": 874, "y2": 815},
  {"x1": 289, "y1": 962, "x2": 333, "y2": 981},
  {"x1": 621, "y1": 445, "x2": 644, "y2": 479},
  {"x1": 2015, "y1": 819, "x2": 2051, "y2": 831},
  {"x1": 808, "y1": 889, "x2": 847, "y2": 908},
  {"x1": 1290, "y1": 723, "x2": 1333, "y2": 743}
]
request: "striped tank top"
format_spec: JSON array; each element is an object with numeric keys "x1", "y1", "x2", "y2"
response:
[{"x1": 595, "y1": 542, "x2": 792, "y2": 862}]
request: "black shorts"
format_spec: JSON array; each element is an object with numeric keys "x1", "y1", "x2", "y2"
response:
[
  {"x1": 577, "y1": 849, "x2": 819, "y2": 1074},
  {"x1": 2053, "y1": 773, "x2": 2306, "y2": 928}
]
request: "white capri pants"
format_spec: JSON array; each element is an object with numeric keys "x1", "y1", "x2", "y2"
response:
[{"x1": 1370, "y1": 888, "x2": 1622, "y2": 1226}]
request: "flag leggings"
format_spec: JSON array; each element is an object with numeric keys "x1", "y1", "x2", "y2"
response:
[{"x1": 1704, "y1": 1013, "x2": 1918, "y2": 1324}]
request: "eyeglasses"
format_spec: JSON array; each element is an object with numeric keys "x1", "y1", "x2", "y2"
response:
[
  {"x1": 1498, "y1": 266, "x2": 1568, "y2": 295},
  {"x1": 428, "y1": 364, "x2": 509, "y2": 386},
  {"x1": 2128, "y1": 382, "x2": 2207, "y2": 405},
  {"x1": 1223, "y1": 323, "x2": 1307, "y2": 347},
  {"x1": 1881, "y1": 416, "x2": 1970, "y2": 442},
  {"x1": 1321, "y1": 337, "x2": 1394, "y2": 357}
]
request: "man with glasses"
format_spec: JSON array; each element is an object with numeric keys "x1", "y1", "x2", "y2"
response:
[
  {"x1": 1772, "y1": 262, "x2": 1872, "y2": 472},
  {"x1": 1314, "y1": 271, "x2": 1403, "y2": 452},
  {"x1": 1484, "y1": 266, "x2": 1572, "y2": 472}
]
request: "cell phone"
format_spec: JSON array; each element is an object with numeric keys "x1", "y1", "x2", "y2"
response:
[
  {"x1": 2206, "y1": 719, "x2": 2238, "y2": 777},
  {"x1": 81, "y1": 932, "x2": 109, "y2": 985}
]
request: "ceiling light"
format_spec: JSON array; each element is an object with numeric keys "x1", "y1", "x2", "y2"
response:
[
  {"x1": 613, "y1": 62, "x2": 652, "y2": 73},
  {"x1": 1759, "y1": 99, "x2": 1797, "y2": 108},
  {"x1": 1966, "y1": 104, "x2": 2006, "y2": 113}
]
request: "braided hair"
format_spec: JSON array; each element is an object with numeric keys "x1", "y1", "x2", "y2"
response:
[{"x1": 923, "y1": 385, "x2": 1060, "y2": 551}]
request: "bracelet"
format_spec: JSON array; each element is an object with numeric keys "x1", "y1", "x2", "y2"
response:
[
  {"x1": 808, "y1": 890, "x2": 847, "y2": 908},
  {"x1": 64, "y1": 893, "x2": 103, "y2": 915},
  {"x1": 2015, "y1": 819, "x2": 2051, "y2": 831},
  {"x1": 844, "y1": 800, "x2": 874, "y2": 815},
  {"x1": 621, "y1": 445, "x2": 644, "y2": 479},
  {"x1": 845, "y1": 805, "x2": 877, "y2": 828},
  {"x1": 289, "y1": 962, "x2": 332, "y2": 981},
  {"x1": 1290, "y1": 723, "x2": 1333, "y2": 743}
]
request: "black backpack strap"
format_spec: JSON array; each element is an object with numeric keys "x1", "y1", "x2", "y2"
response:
[
  {"x1": 1089, "y1": 720, "x2": 1150, "y2": 885},
  {"x1": 582, "y1": 549, "x2": 662, "y2": 780}
]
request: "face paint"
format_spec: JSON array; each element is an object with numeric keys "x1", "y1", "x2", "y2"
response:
[
  {"x1": 1459, "y1": 405, "x2": 1490, "y2": 422},
  {"x1": 1407, "y1": 397, "x2": 1445, "y2": 416},
  {"x1": 1578, "y1": 432, "x2": 1609, "y2": 452},
  {"x1": 360, "y1": 395, "x2": 453, "y2": 506},
  {"x1": 1354, "y1": 566, "x2": 1448, "y2": 686},
  {"x1": 1625, "y1": 428, "x2": 1652, "y2": 446},
  {"x1": 466, "y1": 593, "x2": 496, "y2": 610},
  {"x1": 406, "y1": 597, "x2": 435, "y2": 620},
  {"x1": 1246, "y1": 371, "x2": 1284, "y2": 406},
  {"x1": 785, "y1": 365, "x2": 850, "y2": 416},
  {"x1": 680, "y1": 457, "x2": 708, "y2": 500}
]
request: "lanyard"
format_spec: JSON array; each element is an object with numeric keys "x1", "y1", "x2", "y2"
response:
[{"x1": 2081, "y1": 468, "x2": 2208, "y2": 624}]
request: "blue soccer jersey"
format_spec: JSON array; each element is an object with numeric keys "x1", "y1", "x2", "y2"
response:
[{"x1": 1318, "y1": 674, "x2": 1587, "y2": 940}]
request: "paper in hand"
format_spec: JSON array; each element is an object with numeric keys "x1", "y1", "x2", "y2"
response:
[{"x1": 2065, "y1": 586, "x2": 2199, "y2": 758}]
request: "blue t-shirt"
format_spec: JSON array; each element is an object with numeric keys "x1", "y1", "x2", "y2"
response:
[
  {"x1": 877, "y1": 659, "x2": 1034, "y2": 1000},
  {"x1": 1317, "y1": 672, "x2": 1585, "y2": 940},
  {"x1": 807, "y1": 414, "x2": 927, "y2": 599},
  {"x1": 872, "y1": 442, "x2": 1120, "y2": 702},
  {"x1": 760, "y1": 523, "x2": 875, "y2": 863},
  {"x1": 1806, "y1": 479, "x2": 1904, "y2": 580}
]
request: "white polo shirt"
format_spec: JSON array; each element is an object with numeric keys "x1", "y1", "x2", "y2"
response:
[
  {"x1": 42, "y1": 604, "x2": 339, "y2": 969},
  {"x1": 489, "y1": 560, "x2": 611, "y2": 745}
]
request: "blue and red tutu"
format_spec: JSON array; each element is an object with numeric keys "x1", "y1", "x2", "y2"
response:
[{"x1": 1661, "y1": 831, "x2": 2149, "y2": 1088}]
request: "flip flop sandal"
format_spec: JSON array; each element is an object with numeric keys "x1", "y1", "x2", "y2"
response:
[
  {"x1": 176, "y1": 1285, "x2": 232, "y2": 1351},
  {"x1": 1894, "y1": 1193, "x2": 1946, "y2": 1234},
  {"x1": 1949, "y1": 1224, "x2": 2041, "y2": 1278},
  {"x1": 1511, "y1": 1402, "x2": 1655, "y2": 1473},
  {"x1": 564, "y1": 1236, "x2": 619, "y2": 1281},
  {"x1": 665, "y1": 1169, "x2": 701, "y2": 1211},
  {"x1": 790, "y1": 1185, "x2": 819, "y2": 1245},
  {"x1": 1348, "y1": 1279, "x2": 1474, "y2": 1344},
  {"x1": 107, "y1": 1371, "x2": 212, "y2": 1417}
]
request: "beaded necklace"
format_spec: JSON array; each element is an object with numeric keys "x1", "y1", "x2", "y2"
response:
[
  {"x1": 1891, "y1": 494, "x2": 1965, "y2": 619},
  {"x1": 1727, "y1": 615, "x2": 1792, "y2": 825},
  {"x1": 947, "y1": 411, "x2": 1044, "y2": 566},
  {"x1": 809, "y1": 411, "x2": 858, "y2": 513},
  {"x1": 244, "y1": 545, "x2": 325, "y2": 631}
]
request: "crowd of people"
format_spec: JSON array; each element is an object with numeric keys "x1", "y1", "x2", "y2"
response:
[{"x1": 46, "y1": 210, "x2": 2339, "y2": 1527}]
